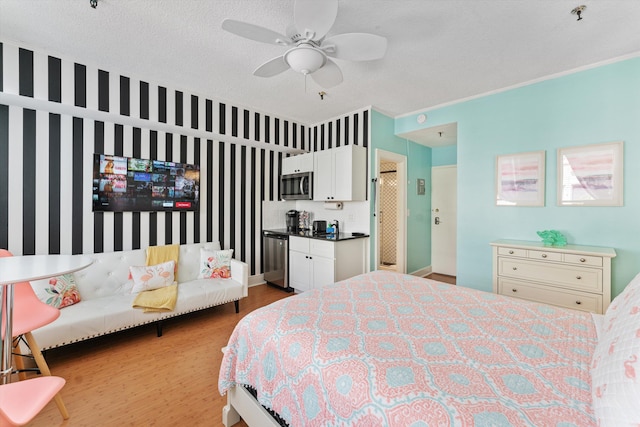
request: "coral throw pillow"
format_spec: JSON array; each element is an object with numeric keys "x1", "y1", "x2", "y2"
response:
[
  {"x1": 45, "y1": 273, "x2": 81, "y2": 309},
  {"x1": 198, "y1": 249, "x2": 233, "y2": 279},
  {"x1": 129, "y1": 260, "x2": 176, "y2": 293}
]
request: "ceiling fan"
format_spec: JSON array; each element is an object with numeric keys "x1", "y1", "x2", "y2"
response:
[{"x1": 221, "y1": 0, "x2": 387, "y2": 88}]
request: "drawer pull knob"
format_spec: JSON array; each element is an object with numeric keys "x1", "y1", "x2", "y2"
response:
[
  {"x1": 512, "y1": 289, "x2": 517, "y2": 293},
  {"x1": 575, "y1": 301, "x2": 582, "y2": 305},
  {"x1": 580, "y1": 258, "x2": 586, "y2": 263},
  {"x1": 512, "y1": 267, "x2": 518, "y2": 270},
  {"x1": 541, "y1": 254, "x2": 547, "y2": 258},
  {"x1": 508, "y1": 250, "x2": 514, "y2": 254},
  {"x1": 576, "y1": 275, "x2": 582, "y2": 280}
]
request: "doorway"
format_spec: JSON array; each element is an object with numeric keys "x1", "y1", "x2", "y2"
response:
[
  {"x1": 375, "y1": 149, "x2": 406, "y2": 273},
  {"x1": 431, "y1": 165, "x2": 457, "y2": 277}
]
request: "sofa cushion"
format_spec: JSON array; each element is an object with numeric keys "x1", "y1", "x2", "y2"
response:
[
  {"x1": 41, "y1": 274, "x2": 82, "y2": 309},
  {"x1": 198, "y1": 249, "x2": 233, "y2": 279},
  {"x1": 130, "y1": 260, "x2": 176, "y2": 293},
  {"x1": 73, "y1": 248, "x2": 146, "y2": 299},
  {"x1": 177, "y1": 242, "x2": 221, "y2": 283}
]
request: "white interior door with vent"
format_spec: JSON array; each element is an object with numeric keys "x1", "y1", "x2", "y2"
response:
[{"x1": 431, "y1": 165, "x2": 457, "y2": 276}]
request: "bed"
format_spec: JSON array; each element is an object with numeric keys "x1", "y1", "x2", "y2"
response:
[{"x1": 219, "y1": 270, "x2": 640, "y2": 426}]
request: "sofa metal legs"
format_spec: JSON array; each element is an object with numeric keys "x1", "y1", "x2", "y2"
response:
[{"x1": 234, "y1": 300, "x2": 239, "y2": 313}]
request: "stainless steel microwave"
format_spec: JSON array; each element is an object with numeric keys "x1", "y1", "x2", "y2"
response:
[{"x1": 280, "y1": 172, "x2": 313, "y2": 200}]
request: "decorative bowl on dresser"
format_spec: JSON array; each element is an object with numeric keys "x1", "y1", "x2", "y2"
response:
[{"x1": 490, "y1": 239, "x2": 616, "y2": 314}]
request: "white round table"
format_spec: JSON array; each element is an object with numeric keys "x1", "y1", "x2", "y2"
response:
[{"x1": 0, "y1": 254, "x2": 92, "y2": 384}]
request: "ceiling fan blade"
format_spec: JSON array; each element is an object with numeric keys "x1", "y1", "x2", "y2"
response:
[
  {"x1": 294, "y1": 0, "x2": 338, "y2": 40},
  {"x1": 310, "y1": 59, "x2": 343, "y2": 88},
  {"x1": 253, "y1": 56, "x2": 291, "y2": 77},
  {"x1": 222, "y1": 19, "x2": 291, "y2": 46},
  {"x1": 323, "y1": 33, "x2": 388, "y2": 61}
]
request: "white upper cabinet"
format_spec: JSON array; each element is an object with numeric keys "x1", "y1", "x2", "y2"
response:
[
  {"x1": 282, "y1": 152, "x2": 314, "y2": 175},
  {"x1": 313, "y1": 145, "x2": 367, "y2": 201}
]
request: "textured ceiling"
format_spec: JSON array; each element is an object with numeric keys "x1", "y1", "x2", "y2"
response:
[{"x1": 1, "y1": 0, "x2": 640, "y2": 128}]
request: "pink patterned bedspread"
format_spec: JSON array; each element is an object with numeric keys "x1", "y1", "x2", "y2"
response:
[{"x1": 219, "y1": 271, "x2": 598, "y2": 426}]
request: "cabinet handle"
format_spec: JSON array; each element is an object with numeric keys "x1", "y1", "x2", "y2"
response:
[
  {"x1": 575, "y1": 301, "x2": 582, "y2": 305},
  {"x1": 541, "y1": 254, "x2": 547, "y2": 258},
  {"x1": 508, "y1": 250, "x2": 514, "y2": 254},
  {"x1": 579, "y1": 258, "x2": 586, "y2": 263},
  {"x1": 512, "y1": 288, "x2": 517, "y2": 293},
  {"x1": 576, "y1": 275, "x2": 582, "y2": 280},
  {"x1": 512, "y1": 267, "x2": 517, "y2": 270}
]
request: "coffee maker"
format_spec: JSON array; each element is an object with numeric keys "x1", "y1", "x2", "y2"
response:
[{"x1": 286, "y1": 210, "x2": 299, "y2": 232}]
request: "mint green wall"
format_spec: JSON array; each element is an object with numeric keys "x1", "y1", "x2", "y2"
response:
[
  {"x1": 370, "y1": 110, "x2": 432, "y2": 273},
  {"x1": 432, "y1": 145, "x2": 457, "y2": 166},
  {"x1": 396, "y1": 57, "x2": 640, "y2": 298}
]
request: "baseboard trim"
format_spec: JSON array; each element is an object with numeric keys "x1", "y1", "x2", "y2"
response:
[
  {"x1": 249, "y1": 274, "x2": 266, "y2": 287},
  {"x1": 410, "y1": 266, "x2": 432, "y2": 277}
]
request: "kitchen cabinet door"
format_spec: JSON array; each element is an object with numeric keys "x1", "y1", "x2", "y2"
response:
[
  {"x1": 289, "y1": 250, "x2": 312, "y2": 292},
  {"x1": 313, "y1": 145, "x2": 366, "y2": 201},
  {"x1": 313, "y1": 149, "x2": 334, "y2": 201},
  {"x1": 282, "y1": 152, "x2": 314, "y2": 175},
  {"x1": 312, "y1": 255, "x2": 335, "y2": 288}
]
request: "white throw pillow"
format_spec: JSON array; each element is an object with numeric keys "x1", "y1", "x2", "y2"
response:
[
  {"x1": 591, "y1": 273, "x2": 640, "y2": 426},
  {"x1": 197, "y1": 248, "x2": 233, "y2": 279},
  {"x1": 129, "y1": 260, "x2": 176, "y2": 293}
]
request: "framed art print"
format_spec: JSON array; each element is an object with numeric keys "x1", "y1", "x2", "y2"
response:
[
  {"x1": 496, "y1": 150, "x2": 546, "y2": 206},
  {"x1": 557, "y1": 141, "x2": 623, "y2": 206}
]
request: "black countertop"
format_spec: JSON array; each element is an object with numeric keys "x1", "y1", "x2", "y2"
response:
[{"x1": 263, "y1": 228, "x2": 369, "y2": 241}]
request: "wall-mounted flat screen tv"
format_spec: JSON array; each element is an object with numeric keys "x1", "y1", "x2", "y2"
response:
[{"x1": 92, "y1": 154, "x2": 200, "y2": 212}]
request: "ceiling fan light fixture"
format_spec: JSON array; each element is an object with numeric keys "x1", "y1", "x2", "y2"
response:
[{"x1": 284, "y1": 44, "x2": 327, "y2": 75}]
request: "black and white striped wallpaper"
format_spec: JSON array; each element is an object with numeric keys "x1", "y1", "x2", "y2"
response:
[{"x1": 0, "y1": 40, "x2": 369, "y2": 278}]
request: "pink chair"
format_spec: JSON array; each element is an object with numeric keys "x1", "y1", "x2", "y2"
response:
[
  {"x1": 0, "y1": 376, "x2": 65, "y2": 426},
  {"x1": 0, "y1": 249, "x2": 69, "y2": 420}
]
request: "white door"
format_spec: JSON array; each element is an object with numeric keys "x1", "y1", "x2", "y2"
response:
[{"x1": 431, "y1": 166, "x2": 457, "y2": 276}]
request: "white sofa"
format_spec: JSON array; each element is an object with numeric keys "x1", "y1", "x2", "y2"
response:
[{"x1": 29, "y1": 242, "x2": 248, "y2": 350}]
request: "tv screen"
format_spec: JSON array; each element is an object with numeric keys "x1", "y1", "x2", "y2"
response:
[{"x1": 92, "y1": 154, "x2": 200, "y2": 212}]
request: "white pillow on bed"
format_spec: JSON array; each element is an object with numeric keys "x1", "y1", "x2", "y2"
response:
[{"x1": 591, "y1": 273, "x2": 640, "y2": 426}]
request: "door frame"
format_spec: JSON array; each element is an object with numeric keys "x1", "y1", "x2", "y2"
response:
[{"x1": 374, "y1": 149, "x2": 407, "y2": 273}]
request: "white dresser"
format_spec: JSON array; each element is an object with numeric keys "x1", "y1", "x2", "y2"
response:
[{"x1": 490, "y1": 239, "x2": 616, "y2": 314}]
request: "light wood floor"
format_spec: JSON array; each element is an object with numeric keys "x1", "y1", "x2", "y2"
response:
[{"x1": 24, "y1": 284, "x2": 292, "y2": 427}]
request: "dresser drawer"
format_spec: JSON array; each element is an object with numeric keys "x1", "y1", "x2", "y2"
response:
[
  {"x1": 563, "y1": 253, "x2": 603, "y2": 267},
  {"x1": 528, "y1": 250, "x2": 562, "y2": 262},
  {"x1": 492, "y1": 240, "x2": 615, "y2": 314},
  {"x1": 498, "y1": 278, "x2": 602, "y2": 313},
  {"x1": 498, "y1": 247, "x2": 527, "y2": 257},
  {"x1": 498, "y1": 258, "x2": 602, "y2": 293}
]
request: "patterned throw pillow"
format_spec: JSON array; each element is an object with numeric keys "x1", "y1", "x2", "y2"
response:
[
  {"x1": 45, "y1": 273, "x2": 81, "y2": 309},
  {"x1": 129, "y1": 260, "x2": 176, "y2": 293},
  {"x1": 591, "y1": 272, "x2": 640, "y2": 426},
  {"x1": 198, "y1": 248, "x2": 233, "y2": 279}
]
